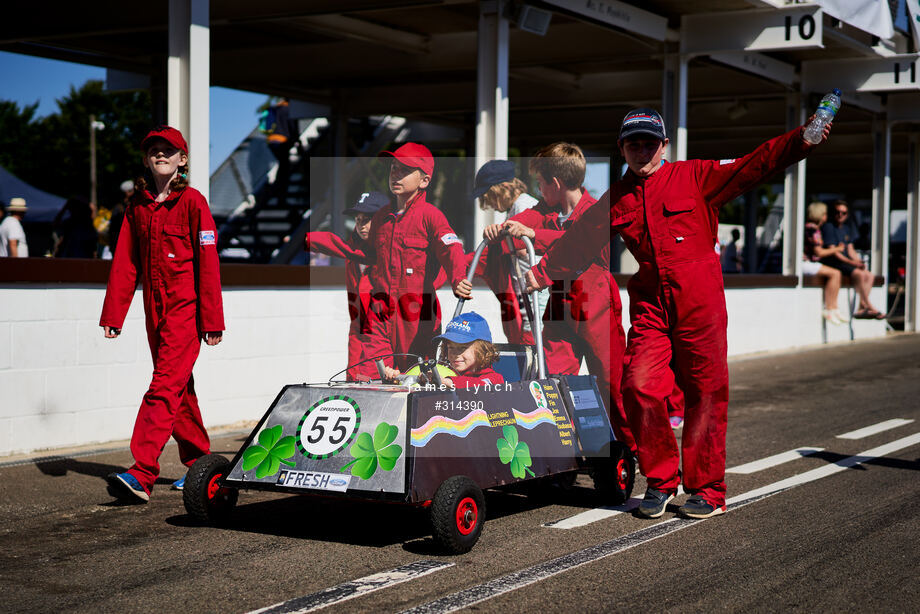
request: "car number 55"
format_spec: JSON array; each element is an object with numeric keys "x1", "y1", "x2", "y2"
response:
[{"x1": 297, "y1": 396, "x2": 362, "y2": 459}]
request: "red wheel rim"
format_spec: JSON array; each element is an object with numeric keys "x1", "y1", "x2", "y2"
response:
[
  {"x1": 207, "y1": 473, "x2": 224, "y2": 500},
  {"x1": 616, "y1": 458, "x2": 629, "y2": 490},
  {"x1": 455, "y1": 497, "x2": 478, "y2": 535}
]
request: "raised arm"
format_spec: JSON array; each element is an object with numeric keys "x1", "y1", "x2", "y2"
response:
[
  {"x1": 696, "y1": 124, "x2": 816, "y2": 209},
  {"x1": 305, "y1": 231, "x2": 372, "y2": 264}
]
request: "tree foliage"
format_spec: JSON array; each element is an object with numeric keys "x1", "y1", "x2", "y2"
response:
[{"x1": 0, "y1": 80, "x2": 152, "y2": 207}]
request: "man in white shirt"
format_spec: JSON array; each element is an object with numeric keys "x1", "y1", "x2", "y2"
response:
[{"x1": 0, "y1": 197, "x2": 29, "y2": 257}]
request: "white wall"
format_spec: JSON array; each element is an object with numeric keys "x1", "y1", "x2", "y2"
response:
[{"x1": 0, "y1": 282, "x2": 887, "y2": 456}]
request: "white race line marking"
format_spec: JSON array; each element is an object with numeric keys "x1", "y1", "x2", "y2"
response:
[
  {"x1": 545, "y1": 488, "x2": 686, "y2": 530},
  {"x1": 836, "y1": 418, "x2": 914, "y2": 440},
  {"x1": 726, "y1": 447, "x2": 824, "y2": 474},
  {"x1": 247, "y1": 560, "x2": 454, "y2": 614},
  {"x1": 401, "y1": 432, "x2": 920, "y2": 614},
  {"x1": 728, "y1": 432, "x2": 920, "y2": 503},
  {"x1": 543, "y1": 498, "x2": 640, "y2": 529}
]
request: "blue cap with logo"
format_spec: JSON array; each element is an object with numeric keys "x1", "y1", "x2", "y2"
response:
[
  {"x1": 434, "y1": 312, "x2": 492, "y2": 344},
  {"x1": 618, "y1": 108, "x2": 667, "y2": 142},
  {"x1": 344, "y1": 191, "x2": 390, "y2": 215}
]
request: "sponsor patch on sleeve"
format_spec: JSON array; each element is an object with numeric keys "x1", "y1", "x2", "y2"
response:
[
  {"x1": 719, "y1": 158, "x2": 736, "y2": 165},
  {"x1": 440, "y1": 232, "x2": 461, "y2": 246},
  {"x1": 199, "y1": 230, "x2": 216, "y2": 246}
]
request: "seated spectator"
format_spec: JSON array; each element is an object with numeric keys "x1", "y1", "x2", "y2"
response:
[
  {"x1": 819, "y1": 199, "x2": 884, "y2": 319},
  {"x1": 803, "y1": 202, "x2": 844, "y2": 325}
]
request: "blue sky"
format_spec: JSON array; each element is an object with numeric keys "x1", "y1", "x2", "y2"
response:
[
  {"x1": 0, "y1": 51, "x2": 266, "y2": 174},
  {"x1": 0, "y1": 50, "x2": 618, "y2": 196}
]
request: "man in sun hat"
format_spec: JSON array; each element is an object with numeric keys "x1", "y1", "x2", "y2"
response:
[{"x1": 0, "y1": 197, "x2": 29, "y2": 257}]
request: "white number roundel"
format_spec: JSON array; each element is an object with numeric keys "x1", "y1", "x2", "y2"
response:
[{"x1": 296, "y1": 396, "x2": 361, "y2": 459}]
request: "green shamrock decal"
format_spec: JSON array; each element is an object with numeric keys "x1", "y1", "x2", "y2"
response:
[
  {"x1": 242, "y1": 424, "x2": 297, "y2": 479},
  {"x1": 340, "y1": 422, "x2": 403, "y2": 480},
  {"x1": 497, "y1": 425, "x2": 535, "y2": 479}
]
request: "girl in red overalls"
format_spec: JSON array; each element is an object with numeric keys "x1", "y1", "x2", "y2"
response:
[{"x1": 101, "y1": 126, "x2": 224, "y2": 503}]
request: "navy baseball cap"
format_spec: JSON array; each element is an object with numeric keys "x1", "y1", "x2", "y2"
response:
[
  {"x1": 618, "y1": 108, "x2": 667, "y2": 142},
  {"x1": 471, "y1": 160, "x2": 515, "y2": 199},
  {"x1": 344, "y1": 191, "x2": 390, "y2": 215},
  {"x1": 434, "y1": 312, "x2": 492, "y2": 344}
]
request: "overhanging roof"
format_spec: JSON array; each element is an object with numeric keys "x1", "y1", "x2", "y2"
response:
[{"x1": 3, "y1": 0, "x2": 917, "y2": 200}]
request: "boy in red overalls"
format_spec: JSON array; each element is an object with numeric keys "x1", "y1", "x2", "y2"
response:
[
  {"x1": 483, "y1": 143, "x2": 635, "y2": 454},
  {"x1": 310, "y1": 143, "x2": 472, "y2": 376},
  {"x1": 101, "y1": 126, "x2": 224, "y2": 502},
  {"x1": 527, "y1": 109, "x2": 831, "y2": 518},
  {"x1": 306, "y1": 191, "x2": 389, "y2": 379}
]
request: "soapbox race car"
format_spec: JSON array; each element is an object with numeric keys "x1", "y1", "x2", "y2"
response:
[{"x1": 183, "y1": 237, "x2": 635, "y2": 554}]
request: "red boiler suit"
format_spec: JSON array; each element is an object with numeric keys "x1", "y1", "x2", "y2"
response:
[
  {"x1": 531, "y1": 127, "x2": 810, "y2": 507},
  {"x1": 509, "y1": 191, "x2": 635, "y2": 452},
  {"x1": 100, "y1": 187, "x2": 224, "y2": 494},
  {"x1": 307, "y1": 231, "x2": 376, "y2": 379},
  {"x1": 312, "y1": 191, "x2": 467, "y2": 374}
]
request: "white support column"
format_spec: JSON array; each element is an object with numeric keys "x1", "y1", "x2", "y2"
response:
[
  {"x1": 168, "y1": 0, "x2": 210, "y2": 200},
  {"x1": 870, "y1": 116, "x2": 891, "y2": 279},
  {"x1": 906, "y1": 133, "x2": 920, "y2": 332},
  {"x1": 675, "y1": 54, "x2": 688, "y2": 162},
  {"x1": 474, "y1": 0, "x2": 510, "y2": 243},
  {"x1": 167, "y1": 0, "x2": 189, "y2": 133},
  {"x1": 783, "y1": 92, "x2": 804, "y2": 277},
  {"x1": 661, "y1": 53, "x2": 679, "y2": 161}
]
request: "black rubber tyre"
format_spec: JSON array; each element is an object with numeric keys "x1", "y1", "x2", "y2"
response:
[
  {"x1": 430, "y1": 476, "x2": 485, "y2": 554},
  {"x1": 183, "y1": 454, "x2": 239, "y2": 525},
  {"x1": 589, "y1": 441, "x2": 635, "y2": 505}
]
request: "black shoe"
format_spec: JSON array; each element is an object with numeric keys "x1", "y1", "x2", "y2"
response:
[
  {"x1": 637, "y1": 487, "x2": 674, "y2": 518},
  {"x1": 678, "y1": 495, "x2": 725, "y2": 519}
]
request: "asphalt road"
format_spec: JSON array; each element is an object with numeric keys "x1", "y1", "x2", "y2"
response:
[{"x1": 1, "y1": 334, "x2": 918, "y2": 614}]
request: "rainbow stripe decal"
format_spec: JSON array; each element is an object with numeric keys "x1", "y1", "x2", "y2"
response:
[
  {"x1": 410, "y1": 407, "x2": 557, "y2": 447},
  {"x1": 512, "y1": 407, "x2": 556, "y2": 429}
]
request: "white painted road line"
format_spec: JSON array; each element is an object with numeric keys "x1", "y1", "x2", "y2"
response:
[
  {"x1": 836, "y1": 418, "x2": 913, "y2": 440},
  {"x1": 248, "y1": 560, "x2": 454, "y2": 614},
  {"x1": 543, "y1": 498, "x2": 640, "y2": 529},
  {"x1": 728, "y1": 432, "x2": 920, "y2": 503},
  {"x1": 401, "y1": 433, "x2": 920, "y2": 614},
  {"x1": 726, "y1": 447, "x2": 824, "y2": 474}
]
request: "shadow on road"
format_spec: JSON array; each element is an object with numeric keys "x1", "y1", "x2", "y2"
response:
[
  {"x1": 161, "y1": 479, "x2": 613, "y2": 553},
  {"x1": 809, "y1": 450, "x2": 920, "y2": 472},
  {"x1": 30, "y1": 449, "x2": 239, "y2": 486}
]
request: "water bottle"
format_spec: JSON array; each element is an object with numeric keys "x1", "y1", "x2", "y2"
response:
[{"x1": 803, "y1": 88, "x2": 841, "y2": 145}]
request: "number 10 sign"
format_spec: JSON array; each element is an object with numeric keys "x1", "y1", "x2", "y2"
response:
[{"x1": 297, "y1": 396, "x2": 362, "y2": 459}]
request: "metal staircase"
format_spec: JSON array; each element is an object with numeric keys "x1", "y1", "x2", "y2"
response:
[{"x1": 210, "y1": 115, "x2": 409, "y2": 264}]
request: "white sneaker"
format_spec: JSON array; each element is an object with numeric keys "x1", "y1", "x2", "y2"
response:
[
  {"x1": 822, "y1": 309, "x2": 842, "y2": 325},
  {"x1": 831, "y1": 308, "x2": 849, "y2": 323}
]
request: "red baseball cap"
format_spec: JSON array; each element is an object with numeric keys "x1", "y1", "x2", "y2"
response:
[
  {"x1": 141, "y1": 125, "x2": 189, "y2": 154},
  {"x1": 378, "y1": 142, "x2": 434, "y2": 176}
]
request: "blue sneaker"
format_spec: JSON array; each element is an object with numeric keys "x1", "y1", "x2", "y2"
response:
[
  {"x1": 107, "y1": 472, "x2": 150, "y2": 502},
  {"x1": 171, "y1": 475, "x2": 186, "y2": 491},
  {"x1": 637, "y1": 487, "x2": 674, "y2": 518},
  {"x1": 678, "y1": 495, "x2": 725, "y2": 519}
]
